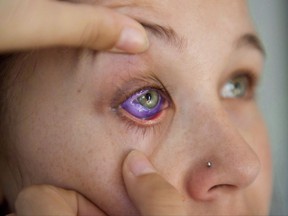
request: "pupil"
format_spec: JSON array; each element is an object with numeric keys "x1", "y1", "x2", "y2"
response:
[
  {"x1": 145, "y1": 93, "x2": 152, "y2": 101},
  {"x1": 137, "y1": 90, "x2": 159, "y2": 109},
  {"x1": 235, "y1": 82, "x2": 241, "y2": 89}
]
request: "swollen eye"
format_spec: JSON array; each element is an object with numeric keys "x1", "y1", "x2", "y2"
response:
[{"x1": 121, "y1": 88, "x2": 166, "y2": 120}]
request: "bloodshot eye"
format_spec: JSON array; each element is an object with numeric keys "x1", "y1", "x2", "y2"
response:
[{"x1": 120, "y1": 88, "x2": 168, "y2": 120}]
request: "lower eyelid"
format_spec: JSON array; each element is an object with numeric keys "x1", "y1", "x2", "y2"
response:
[
  {"x1": 117, "y1": 105, "x2": 169, "y2": 128},
  {"x1": 121, "y1": 87, "x2": 169, "y2": 116}
]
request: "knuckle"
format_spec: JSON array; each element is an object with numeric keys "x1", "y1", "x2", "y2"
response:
[
  {"x1": 80, "y1": 20, "x2": 101, "y2": 47},
  {"x1": 79, "y1": 8, "x2": 120, "y2": 49}
]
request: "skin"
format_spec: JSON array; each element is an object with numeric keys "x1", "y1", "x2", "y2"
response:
[
  {"x1": 10, "y1": 151, "x2": 187, "y2": 215},
  {"x1": 0, "y1": 0, "x2": 272, "y2": 215}
]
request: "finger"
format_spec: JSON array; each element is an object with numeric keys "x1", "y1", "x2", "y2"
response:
[
  {"x1": 14, "y1": 185, "x2": 106, "y2": 216},
  {"x1": 0, "y1": 0, "x2": 148, "y2": 53},
  {"x1": 122, "y1": 150, "x2": 186, "y2": 216}
]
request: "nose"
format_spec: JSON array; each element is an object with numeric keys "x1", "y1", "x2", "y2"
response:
[{"x1": 183, "y1": 109, "x2": 261, "y2": 201}]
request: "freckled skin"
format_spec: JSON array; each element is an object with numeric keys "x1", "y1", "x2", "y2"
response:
[{"x1": 0, "y1": 0, "x2": 272, "y2": 215}]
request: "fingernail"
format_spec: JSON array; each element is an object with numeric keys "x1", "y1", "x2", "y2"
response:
[
  {"x1": 126, "y1": 150, "x2": 156, "y2": 176},
  {"x1": 115, "y1": 27, "x2": 149, "y2": 53}
]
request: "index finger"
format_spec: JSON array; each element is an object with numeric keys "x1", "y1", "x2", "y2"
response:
[{"x1": 0, "y1": 0, "x2": 149, "y2": 53}]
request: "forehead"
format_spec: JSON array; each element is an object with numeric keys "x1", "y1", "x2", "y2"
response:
[
  {"x1": 66, "y1": 0, "x2": 260, "y2": 58},
  {"x1": 71, "y1": 0, "x2": 249, "y2": 17},
  {"x1": 71, "y1": 0, "x2": 253, "y2": 34}
]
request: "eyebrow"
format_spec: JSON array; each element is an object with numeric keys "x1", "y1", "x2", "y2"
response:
[
  {"x1": 60, "y1": 0, "x2": 265, "y2": 56},
  {"x1": 140, "y1": 22, "x2": 265, "y2": 57},
  {"x1": 236, "y1": 33, "x2": 266, "y2": 57},
  {"x1": 140, "y1": 22, "x2": 187, "y2": 52}
]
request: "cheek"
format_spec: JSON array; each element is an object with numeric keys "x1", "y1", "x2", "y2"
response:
[
  {"x1": 243, "y1": 124, "x2": 272, "y2": 213},
  {"x1": 4, "y1": 49, "x2": 165, "y2": 215},
  {"x1": 245, "y1": 119, "x2": 272, "y2": 211},
  {"x1": 225, "y1": 102, "x2": 272, "y2": 169},
  {"x1": 11, "y1": 101, "x2": 164, "y2": 215},
  {"x1": 13, "y1": 114, "x2": 122, "y2": 214},
  {"x1": 231, "y1": 104, "x2": 272, "y2": 176}
]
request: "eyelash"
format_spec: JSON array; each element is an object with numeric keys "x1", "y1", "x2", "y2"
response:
[
  {"x1": 117, "y1": 109, "x2": 164, "y2": 136},
  {"x1": 111, "y1": 75, "x2": 173, "y2": 130}
]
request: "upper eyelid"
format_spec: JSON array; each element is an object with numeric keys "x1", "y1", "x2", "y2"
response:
[
  {"x1": 231, "y1": 70, "x2": 259, "y2": 87},
  {"x1": 220, "y1": 68, "x2": 260, "y2": 90},
  {"x1": 120, "y1": 86, "x2": 166, "y2": 105}
]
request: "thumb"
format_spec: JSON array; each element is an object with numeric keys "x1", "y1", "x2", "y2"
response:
[
  {"x1": 122, "y1": 150, "x2": 186, "y2": 216},
  {"x1": 0, "y1": 0, "x2": 148, "y2": 53}
]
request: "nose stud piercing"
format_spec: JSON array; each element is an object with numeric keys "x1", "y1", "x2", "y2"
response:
[{"x1": 207, "y1": 161, "x2": 212, "y2": 168}]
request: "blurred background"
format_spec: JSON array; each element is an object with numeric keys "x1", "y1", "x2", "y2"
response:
[{"x1": 248, "y1": 0, "x2": 288, "y2": 215}]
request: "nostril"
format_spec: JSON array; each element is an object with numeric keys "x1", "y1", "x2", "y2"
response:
[
  {"x1": 187, "y1": 147, "x2": 260, "y2": 201},
  {"x1": 208, "y1": 184, "x2": 236, "y2": 192}
]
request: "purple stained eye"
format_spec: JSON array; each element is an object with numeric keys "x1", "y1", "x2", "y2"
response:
[{"x1": 121, "y1": 88, "x2": 165, "y2": 120}]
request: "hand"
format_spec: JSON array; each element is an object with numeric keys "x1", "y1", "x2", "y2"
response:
[
  {"x1": 9, "y1": 150, "x2": 186, "y2": 215},
  {"x1": 0, "y1": 0, "x2": 148, "y2": 53},
  {"x1": 122, "y1": 150, "x2": 186, "y2": 215},
  {"x1": 9, "y1": 185, "x2": 107, "y2": 216}
]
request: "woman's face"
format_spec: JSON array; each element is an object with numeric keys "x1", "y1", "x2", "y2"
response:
[{"x1": 1, "y1": 0, "x2": 272, "y2": 215}]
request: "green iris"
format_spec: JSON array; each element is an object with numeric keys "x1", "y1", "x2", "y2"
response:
[
  {"x1": 230, "y1": 76, "x2": 248, "y2": 97},
  {"x1": 138, "y1": 90, "x2": 159, "y2": 109}
]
